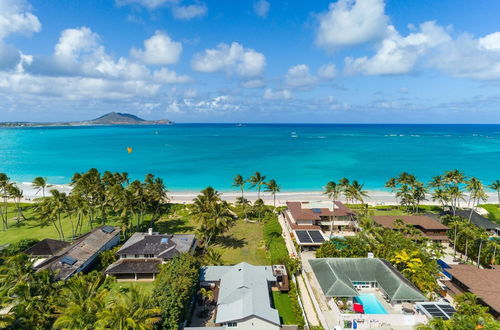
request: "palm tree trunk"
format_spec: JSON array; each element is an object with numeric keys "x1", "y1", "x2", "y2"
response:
[
  {"x1": 53, "y1": 220, "x2": 63, "y2": 240},
  {"x1": 58, "y1": 213, "x2": 65, "y2": 241},
  {"x1": 477, "y1": 239, "x2": 483, "y2": 268},
  {"x1": 465, "y1": 239, "x2": 469, "y2": 262},
  {"x1": 68, "y1": 213, "x2": 75, "y2": 241},
  {"x1": 453, "y1": 225, "x2": 458, "y2": 256},
  {"x1": 273, "y1": 193, "x2": 276, "y2": 208}
]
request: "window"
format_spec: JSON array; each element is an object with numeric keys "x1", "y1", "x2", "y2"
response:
[
  {"x1": 135, "y1": 254, "x2": 140, "y2": 258},
  {"x1": 121, "y1": 254, "x2": 126, "y2": 259},
  {"x1": 226, "y1": 322, "x2": 237, "y2": 328},
  {"x1": 144, "y1": 254, "x2": 155, "y2": 258}
]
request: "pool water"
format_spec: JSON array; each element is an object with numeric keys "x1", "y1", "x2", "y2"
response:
[{"x1": 354, "y1": 293, "x2": 388, "y2": 314}]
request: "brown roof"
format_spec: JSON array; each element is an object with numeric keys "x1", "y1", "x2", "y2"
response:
[
  {"x1": 372, "y1": 215, "x2": 449, "y2": 231},
  {"x1": 446, "y1": 264, "x2": 500, "y2": 314},
  {"x1": 287, "y1": 201, "x2": 354, "y2": 221}
]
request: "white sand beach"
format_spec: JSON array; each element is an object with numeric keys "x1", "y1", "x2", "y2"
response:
[{"x1": 14, "y1": 182, "x2": 499, "y2": 206}]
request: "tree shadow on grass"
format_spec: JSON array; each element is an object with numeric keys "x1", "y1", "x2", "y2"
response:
[
  {"x1": 213, "y1": 235, "x2": 246, "y2": 249},
  {"x1": 155, "y1": 218, "x2": 195, "y2": 234}
]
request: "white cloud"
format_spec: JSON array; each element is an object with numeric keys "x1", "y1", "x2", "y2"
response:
[
  {"x1": 429, "y1": 32, "x2": 500, "y2": 80},
  {"x1": 286, "y1": 64, "x2": 317, "y2": 87},
  {"x1": 54, "y1": 27, "x2": 100, "y2": 63},
  {"x1": 186, "y1": 95, "x2": 240, "y2": 112},
  {"x1": 192, "y1": 42, "x2": 265, "y2": 78},
  {"x1": 479, "y1": 32, "x2": 500, "y2": 52},
  {"x1": 345, "y1": 21, "x2": 450, "y2": 75},
  {"x1": 316, "y1": 0, "x2": 389, "y2": 50},
  {"x1": 153, "y1": 67, "x2": 191, "y2": 83},
  {"x1": 0, "y1": 72, "x2": 159, "y2": 100},
  {"x1": 317, "y1": 63, "x2": 336, "y2": 79},
  {"x1": 115, "y1": 0, "x2": 177, "y2": 10},
  {"x1": 253, "y1": 0, "x2": 270, "y2": 18},
  {"x1": 171, "y1": 3, "x2": 207, "y2": 20},
  {"x1": 263, "y1": 88, "x2": 292, "y2": 100},
  {"x1": 131, "y1": 31, "x2": 182, "y2": 65},
  {"x1": 0, "y1": 0, "x2": 41, "y2": 40}
]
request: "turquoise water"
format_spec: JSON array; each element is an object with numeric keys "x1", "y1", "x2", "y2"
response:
[
  {"x1": 0, "y1": 124, "x2": 499, "y2": 191},
  {"x1": 354, "y1": 293, "x2": 388, "y2": 314}
]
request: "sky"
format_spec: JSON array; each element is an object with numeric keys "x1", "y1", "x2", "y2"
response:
[{"x1": 1, "y1": 0, "x2": 500, "y2": 123}]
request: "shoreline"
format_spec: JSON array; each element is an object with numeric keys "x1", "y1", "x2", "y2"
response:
[{"x1": 12, "y1": 182, "x2": 499, "y2": 206}]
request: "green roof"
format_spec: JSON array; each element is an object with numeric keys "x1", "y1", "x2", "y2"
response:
[{"x1": 309, "y1": 258, "x2": 426, "y2": 302}]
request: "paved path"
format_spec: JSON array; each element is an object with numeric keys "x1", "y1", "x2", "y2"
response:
[{"x1": 277, "y1": 214, "x2": 321, "y2": 327}]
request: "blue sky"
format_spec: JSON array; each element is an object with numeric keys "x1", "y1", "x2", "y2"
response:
[{"x1": 1, "y1": 0, "x2": 500, "y2": 123}]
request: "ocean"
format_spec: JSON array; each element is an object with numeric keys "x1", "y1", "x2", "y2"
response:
[{"x1": 1, "y1": 124, "x2": 499, "y2": 192}]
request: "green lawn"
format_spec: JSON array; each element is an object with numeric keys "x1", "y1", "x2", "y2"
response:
[
  {"x1": 272, "y1": 291, "x2": 299, "y2": 325},
  {"x1": 480, "y1": 204, "x2": 500, "y2": 224},
  {"x1": 109, "y1": 280, "x2": 155, "y2": 294},
  {"x1": 1, "y1": 202, "x2": 268, "y2": 266},
  {"x1": 0, "y1": 203, "x2": 102, "y2": 245},
  {"x1": 213, "y1": 220, "x2": 269, "y2": 265},
  {"x1": 366, "y1": 205, "x2": 443, "y2": 216}
]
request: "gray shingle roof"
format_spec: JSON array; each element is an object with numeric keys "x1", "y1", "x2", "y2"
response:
[
  {"x1": 200, "y1": 262, "x2": 280, "y2": 326},
  {"x1": 36, "y1": 226, "x2": 120, "y2": 281},
  {"x1": 453, "y1": 210, "x2": 500, "y2": 231},
  {"x1": 309, "y1": 258, "x2": 426, "y2": 302},
  {"x1": 105, "y1": 258, "x2": 162, "y2": 274},
  {"x1": 23, "y1": 239, "x2": 70, "y2": 257},
  {"x1": 117, "y1": 232, "x2": 196, "y2": 257}
]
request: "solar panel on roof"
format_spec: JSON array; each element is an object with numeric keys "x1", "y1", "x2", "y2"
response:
[
  {"x1": 308, "y1": 230, "x2": 325, "y2": 243},
  {"x1": 61, "y1": 256, "x2": 77, "y2": 265},
  {"x1": 101, "y1": 226, "x2": 115, "y2": 233},
  {"x1": 312, "y1": 208, "x2": 322, "y2": 214},
  {"x1": 296, "y1": 231, "x2": 312, "y2": 243}
]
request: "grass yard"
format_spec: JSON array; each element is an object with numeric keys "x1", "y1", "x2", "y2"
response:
[
  {"x1": 109, "y1": 280, "x2": 155, "y2": 294},
  {"x1": 0, "y1": 203, "x2": 112, "y2": 245},
  {"x1": 366, "y1": 205, "x2": 443, "y2": 216},
  {"x1": 480, "y1": 204, "x2": 500, "y2": 224},
  {"x1": 272, "y1": 291, "x2": 299, "y2": 325},
  {"x1": 213, "y1": 220, "x2": 269, "y2": 265}
]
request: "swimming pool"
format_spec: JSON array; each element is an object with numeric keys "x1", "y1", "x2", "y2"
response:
[{"x1": 354, "y1": 293, "x2": 388, "y2": 314}]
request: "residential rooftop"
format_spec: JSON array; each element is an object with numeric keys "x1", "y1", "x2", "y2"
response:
[
  {"x1": 200, "y1": 262, "x2": 280, "y2": 326},
  {"x1": 446, "y1": 264, "x2": 500, "y2": 315},
  {"x1": 23, "y1": 238, "x2": 70, "y2": 257},
  {"x1": 372, "y1": 215, "x2": 449, "y2": 231},
  {"x1": 309, "y1": 258, "x2": 427, "y2": 302},
  {"x1": 287, "y1": 201, "x2": 354, "y2": 220},
  {"x1": 36, "y1": 226, "x2": 120, "y2": 281}
]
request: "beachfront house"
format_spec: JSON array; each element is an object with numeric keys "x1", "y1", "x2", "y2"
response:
[
  {"x1": 371, "y1": 215, "x2": 450, "y2": 246},
  {"x1": 284, "y1": 201, "x2": 356, "y2": 240},
  {"x1": 35, "y1": 226, "x2": 120, "y2": 281},
  {"x1": 193, "y1": 262, "x2": 282, "y2": 329},
  {"x1": 442, "y1": 264, "x2": 500, "y2": 319},
  {"x1": 449, "y1": 210, "x2": 500, "y2": 237},
  {"x1": 105, "y1": 228, "x2": 196, "y2": 281},
  {"x1": 23, "y1": 238, "x2": 70, "y2": 267},
  {"x1": 307, "y1": 258, "x2": 427, "y2": 328}
]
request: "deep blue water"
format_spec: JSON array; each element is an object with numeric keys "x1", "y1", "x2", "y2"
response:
[{"x1": 0, "y1": 124, "x2": 499, "y2": 191}]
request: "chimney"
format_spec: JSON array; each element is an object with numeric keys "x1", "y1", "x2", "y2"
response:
[
  {"x1": 367, "y1": 252, "x2": 374, "y2": 258},
  {"x1": 148, "y1": 228, "x2": 153, "y2": 236}
]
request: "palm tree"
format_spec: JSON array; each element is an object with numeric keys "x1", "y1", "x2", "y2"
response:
[
  {"x1": 32, "y1": 176, "x2": 48, "y2": 198},
  {"x1": 232, "y1": 174, "x2": 245, "y2": 199},
  {"x1": 53, "y1": 272, "x2": 108, "y2": 329},
  {"x1": 324, "y1": 181, "x2": 342, "y2": 237},
  {"x1": 7, "y1": 184, "x2": 25, "y2": 225},
  {"x1": 489, "y1": 180, "x2": 500, "y2": 206},
  {"x1": 203, "y1": 248, "x2": 224, "y2": 265},
  {"x1": 448, "y1": 218, "x2": 463, "y2": 256},
  {"x1": 338, "y1": 177, "x2": 350, "y2": 202},
  {"x1": 385, "y1": 177, "x2": 398, "y2": 206},
  {"x1": 199, "y1": 287, "x2": 214, "y2": 306},
  {"x1": 466, "y1": 177, "x2": 487, "y2": 222},
  {"x1": 248, "y1": 172, "x2": 267, "y2": 199},
  {"x1": 191, "y1": 187, "x2": 233, "y2": 250},
  {"x1": 265, "y1": 179, "x2": 281, "y2": 208},
  {"x1": 96, "y1": 286, "x2": 161, "y2": 329},
  {"x1": 0, "y1": 173, "x2": 10, "y2": 231},
  {"x1": 349, "y1": 180, "x2": 368, "y2": 204}
]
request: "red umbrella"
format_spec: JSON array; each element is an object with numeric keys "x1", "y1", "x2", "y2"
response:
[{"x1": 353, "y1": 303, "x2": 364, "y2": 314}]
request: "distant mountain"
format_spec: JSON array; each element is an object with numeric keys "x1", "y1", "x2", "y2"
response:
[
  {"x1": 0, "y1": 112, "x2": 173, "y2": 127},
  {"x1": 90, "y1": 112, "x2": 146, "y2": 124}
]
